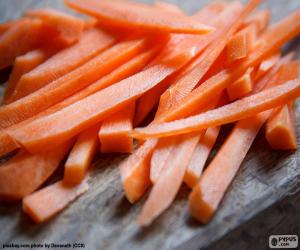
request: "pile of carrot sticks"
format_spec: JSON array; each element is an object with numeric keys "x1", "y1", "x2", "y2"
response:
[{"x1": 0, "y1": 0, "x2": 299, "y2": 226}]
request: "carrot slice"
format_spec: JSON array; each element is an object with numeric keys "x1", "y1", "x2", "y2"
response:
[
  {"x1": 227, "y1": 68, "x2": 253, "y2": 100},
  {"x1": 26, "y1": 8, "x2": 84, "y2": 45},
  {"x1": 0, "y1": 140, "x2": 73, "y2": 200},
  {"x1": 255, "y1": 53, "x2": 280, "y2": 80},
  {"x1": 188, "y1": 59, "x2": 298, "y2": 224},
  {"x1": 151, "y1": 9, "x2": 300, "y2": 124},
  {"x1": 0, "y1": 38, "x2": 149, "y2": 129},
  {"x1": 0, "y1": 48, "x2": 158, "y2": 158},
  {"x1": 266, "y1": 102, "x2": 297, "y2": 150},
  {"x1": 9, "y1": 28, "x2": 115, "y2": 102},
  {"x1": 64, "y1": 126, "x2": 99, "y2": 185},
  {"x1": 65, "y1": 0, "x2": 213, "y2": 34},
  {"x1": 0, "y1": 18, "x2": 57, "y2": 70},
  {"x1": 23, "y1": 179, "x2": 89, "y2": 223},
  {"x1": 8, "y1": 64, "x2": 175, "y2": 153},
  {"x1": 184, "y1": 126, "x2": 220, "y2": 188},
  {"x1": 99, "y1": 102, "x2": 135, "y2": 153},
  {"x1": 137, "y1": 133, "x2": 201, "y2": 226},
  {"x1": 134, "y1": 1, "x2": 242, "y2": 125}
]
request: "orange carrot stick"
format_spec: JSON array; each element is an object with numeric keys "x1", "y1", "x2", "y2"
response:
[
  {"x1": 26, "y1": 8, "x2": 84, "y2": 45},
  {"x1": 64, "y1": 126, "x2": 99, "y2": 185},
  {"x1": 0, "y1": 18, "x2": 57, "y2": 69},
  {"x1": 255, "y1": 53, "x2": 280, "y2": 80},
  {"x1": 0, "y1": 19, "x2": 26, "y2": 36},
  {"x1": 242, "y1": 9, "x2": 271, "y2": 34},
  {"x1": 132, "y1": 79, "x2": 300, "y2": 139},
  {"x1": 0, "y1": 48, "x2": 158, "y2": 158},
  {"x1": 0, "y1": 140, "x2": 73, "y2": 201},
  {"x1": 9, "y1": 28, "x2": 115, "y2": 101},
  {"x1": 227, "y1": 68, "x2": 253, "y2": 100},
  {"x1": 266, "y1": 102, "x2": 297, "y2": 150},
  {"x1": 137, "y1": 133, "x2": 201, "y2": 226},
  {"x1": 188, "y1": 59, "x2": 298, "y2": 224},
  {"x1": 23, "y1": 179, "x2": 89, "y2": 223},
  {"x1": 0, "y1": 38, "x2": 149, "y2": 129},
  {"x1": 184, "y1": 126, "x2": 220, "y2": 188},
  {"x1": 65, "y1": 0, "x2": 213, "y2": 34},
  {"x1": 99, "y1": 102, "x2": 135, "y2": 153}
]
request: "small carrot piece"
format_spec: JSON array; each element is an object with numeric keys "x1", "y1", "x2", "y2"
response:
[
  {"x1": 184, "y1": 126, "x2": 220, "y2": 189},
  {"x1": 65, "y1": 0, "x2": 213, "y2": 34},
  {"x1": 99, "y1": 102, "x2": 135, "y2": 153},
  {"x1": 9, "y1": 28, "x2": 115, "y2": 101},
  {"x1": 23, "y1": 179, "x2": 89, "y2": 223},
  {"x1": 26, "y1": 8, "x2": 85, "y2": 45},
  {"x1": 0, "y1": 38, "x2": 148, "y2": 129},
  {"x1": 137, "y1": 133, "x2": 201, "y2": 226},
  {"x1": 64, "y1": 126, "x2": 99, "y2": 185},
  {"x1": 255, "y1": 53, "x2": 280, "y2": 80},
  {"x1": 227, "y1": 68, "x2": 253, "y2": 100},
  {"x1": 0, "y1": 140, "x2": 73, "y2": 200},
  {"x1": 266, "y1": 103, "x2": 297, "y2": 150}
]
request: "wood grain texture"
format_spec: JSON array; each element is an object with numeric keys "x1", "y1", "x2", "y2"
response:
[{"x1": 0, "y1": 1, "x2": 299, "y2": 250}]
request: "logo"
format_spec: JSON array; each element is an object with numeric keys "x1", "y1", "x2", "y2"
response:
[{"x1": 269, "y1": 235, "x2": 298, "y2": 248}]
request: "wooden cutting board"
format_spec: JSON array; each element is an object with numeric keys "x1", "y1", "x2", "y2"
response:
[{"x1": 0, "y1": 1, "x2": 299, "y2": 249}]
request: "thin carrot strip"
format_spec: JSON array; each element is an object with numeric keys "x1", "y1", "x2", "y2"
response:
[
  {"x1": 0, "y1": 140, "x2": 73, "y2": 201},
  {"x1": 23, "y1": 179, "x2": 89, "y2": 223},
  {"x1": 188, "y1": 59, "x2": 298, "y2": 224},
  {"x1": 9, "y1": 28, "x2": 116, "y2": 101},
  {"x1": 0, "y1": 48, "x2": 158, "y2": 158},
  {"x1": 227, "y1": 68, "x2": 253, "y2": 100},
  {"x1": 255, "y1": 53, "x2": 280, "y2": 80},
  {"x1": 64, "y1": 126, "x2": 99, "y2": 185},
  {"x1": 26, "y1": 8, "x2": 84, "y2": 45},
  {"x1": 0, "y1": 38, "x2": 149, "y2": 129},
  {"x1": 65, "y1": 0, "x2": 214, "y2": 34},
  {"x1": 184, "y1": 126, "x2": 220, "y2": 188},
  {"x1": 266, "y1": 102, "x2": 297, "y2": 150},
  {"x1": 99, "y1": 102, "x2": 135, "y2": 153}
]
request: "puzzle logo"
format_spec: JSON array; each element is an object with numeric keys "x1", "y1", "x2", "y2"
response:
[{"x1": 269, "y1": 235, "x2": 298, "y2": 248}]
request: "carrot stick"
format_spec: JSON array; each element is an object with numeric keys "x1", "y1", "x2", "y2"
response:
[
  {"x1": 151, "y1": 9, "x2": 300, "y2": 124},
  {"x1": 0, "y1": 140, "x2": 73, "y2": 200},
  {"x1": 132, "y1": 79, "x2": 300, "y2": 139},
  {"x1": 255, "y1": 53, "x2": 280, "y2": 80},
  {"x1": 242, "y1": 9, "x2": 271, "y2": 34},
  {"x1": 227, "y1": 68, "x2": 253, "y2": 100},
  {"x1": 26, "y1": 8, "x2": 85, "y2": 45},
  {"x1": 9, "y1": 28, "x2": 116, "y2": 102},
  {"x1": 0, "y1": 48, "x2": 158, "y2": 158},
  {"x1": 137, "y1": 133, "x2": 201, "y2": 226},
  {"x1": 65, "y1": 0, "x2": 213, "y2": 34},
  {"x1": 64, "y1": 126, "x2": 99, "y2": 185},
  {"x1": 184, "y1": 126, "x2": 220, "y2": 188},
  {"x1": 0, "y1": 38, "x2": 149, "y2": 129},
  {"x1": 188, "y1": 59, "x2": 298, "y2": 224},
  {"x1": 0, "y1": 19, "x2": 27, "y2": 36},
  {"x1": 266, "y1": 102, "x2": 297, "y2": 150},
  {"x1": 23, "y1": 179, "x2": 89, "y2": 223},
  {"x1": 8, "y1": 64, "x2": 175, "y2": 153},
  {"x1": 99, "y1": 102, "x2": 135, "y2": 153},
  {"x1": 134, "y1": 1, "x2": 241, "y2": 125},
  {"x1": 0, "y1": 18, "x2": 57, "y2": 70}
]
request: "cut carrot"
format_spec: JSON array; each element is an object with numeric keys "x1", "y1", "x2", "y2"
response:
[
  {"x1": 242, "y1": 9, "x2": 271, "y2": 34},
  {"x1": 0, "y1": 48, "x2": 158, "y2": 158},
  {"x1": 0, "y1": 140, "x2": 73, "y2": 200},
  {"x1": 266, "y1": 102, "x2": 297, "y2": 150},
  {"x1": 65, "y1": 0, "x2": 213, "y2": 34},
  {"x1": 26, "y1": 8, "x2": 84, "y2": 45},
  {"x1": 23, "y1": 179, "x2": 89, "y2": 223},
  {"x1": 99, "y1": 102, "x2": 135, "y2": 153},
  {"x1": 0, "y1": 38, "x2": 149, "y2": 129},
  {"x1": 64, "y1": 126, "x2": 99, "y2": 185},
  {"x1": 255, "y1": 53, "x2": 280, "y2": 80},
  {"x1": 9, "y1": 28, "x2": 116, "y2": 101},
  {"x1": 227, "y1": 68, "x2": 253, "y2": 100},
  {"x1": 184, "y1": 126, "x2": 220, "y2": 188},
  {"x1": 0, "y1": 18, "x2": 57, "y2": 69},
  {"x1": 138, "y1": 133, "x2": 202, "y2": 226},
  {"x1": 154, "y1": 1, "x2": 184, "y2": 15},
  {"x1": 8, "y1": 64, "x2": 175, "y2": 153},
  {"x1": 0, "y1": 19, "x2": 26, "y2": 36},
  {"x1": 132, "y1": 79, "x2": 300, "y2": 139}
]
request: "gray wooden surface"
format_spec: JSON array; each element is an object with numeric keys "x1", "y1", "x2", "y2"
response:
[{"x1": 0, "y1": 1, "x2": 300, "y2": 250}]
